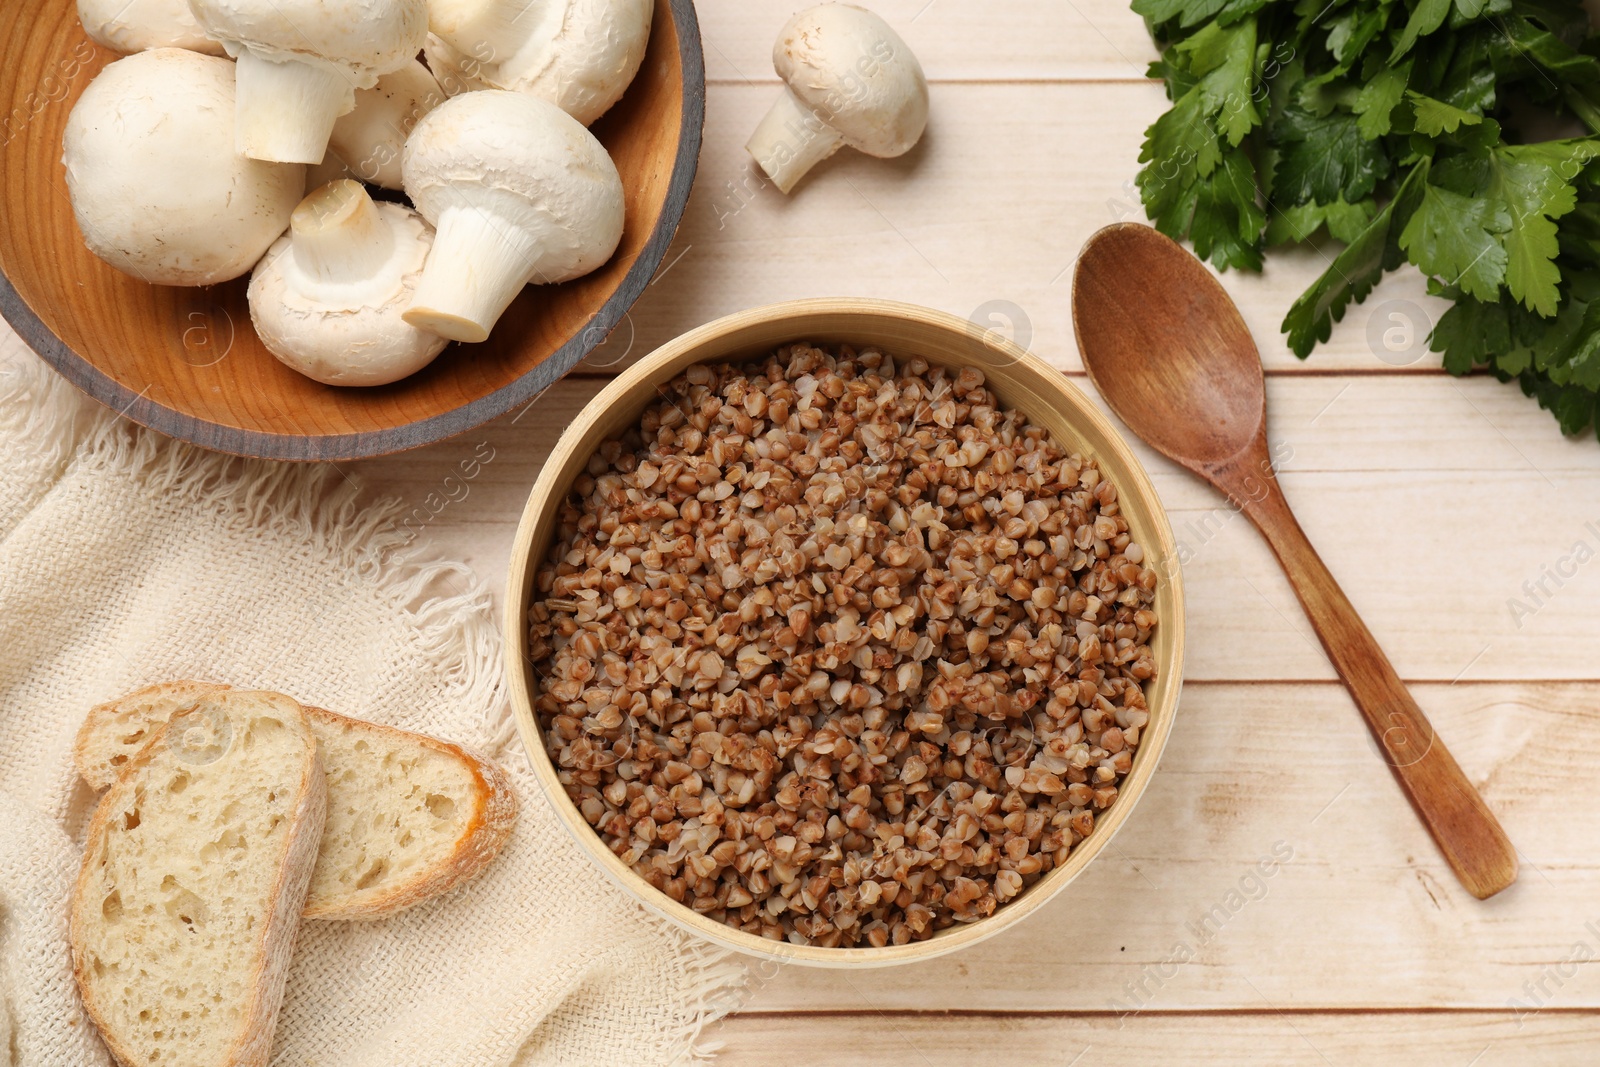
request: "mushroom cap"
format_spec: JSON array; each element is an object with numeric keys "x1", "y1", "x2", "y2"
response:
[
  {"x1": 328, "y1": 59, "x2": 444, "y2": 188},
  {"x1": 78, "y1": 0, "x2": 224, "y2": 55},
  {"x1": 401, "y1": 89, "x2": 624, "y2": 283},
  {"x1": 189, "y1": 0, "x2": 427, "y2": 78},
  {"x1": 421, "y1": 34, "x2": 493, "y2": 96},
  {"x1": 61, "y1": 48, "x2": 303, "y2": 286},
  {"x1": 248, "y1": 201, "x2": 447, "y2": 386},
  {"x1": 424, "y1": 0, "x2": 652, "y2": 125},
  {"x1": 773, "y1": 3, "x2": 928, "y2": 158}
]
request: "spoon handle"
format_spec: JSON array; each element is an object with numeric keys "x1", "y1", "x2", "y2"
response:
[{"x1": 1238, "y1": 485, "x2": 1518, "y2": 900}]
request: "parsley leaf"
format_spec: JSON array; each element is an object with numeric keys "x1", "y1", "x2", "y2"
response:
[
  {"x1": 1429, "y1": 290, "x2": 1513, "y2": 373},
  {"x1": 1408, "y1": 91, "x2": 1485, "y2": 135},
  {"x1": 1189, "y1": 147, "x2": 1269, "y2": 269},
  {"x1": 1390, "y1": 0, "x2": 1451, "y2": 60},
  {"x1": 1398, "y1": 182, "x2": 1510, "y2": 300},
  {"x1": 1184, "y1": 18, "x2": 1263, "y2": 145},
  {"x1": 1354, "y1": 64, "x2": 1410, "y2": 138},
  {"x1": 1493, "y1": 142, "x2": 1600, "y2": 314},
  {"x1": 1271, "y1": 107, "x2": 1392, "y2": 205}
]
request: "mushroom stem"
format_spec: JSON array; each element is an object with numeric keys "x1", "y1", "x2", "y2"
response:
[
  {"x1": 746, "y1": 86, "x2": 846, "y2": 194},
  {"x1": 234, "y1": 50, "x2": 356, "y2": 164},
  {"x1": 403, "y1": 204, "x2": 542, "y2": 343},
  {"x1": 290, "y1": 180, "x2": 396, "y2": 295}
]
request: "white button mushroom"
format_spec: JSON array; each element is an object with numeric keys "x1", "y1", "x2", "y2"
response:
[
  {"x1": 400, "y1": 90, "x2": 624, "y2": 343},
  {"x1": 77, "y1": 0, "x2": 224, "y2": 55},
  {"x1": 62, "y1": 48, "x2": 303, "y2": 286},
  {"x1": 188, "y1": 0, "x2": 429, "y2": 164},
  {"x1": 745, "y1": 3, "x2": 929, "y2": 194},
  {"x1": 423, "y1": 0, "x2": 652, "y2": 125},
  {"x1": 327, "y1": 59, "x2": 445, "y2": 191},
  {"x1": 249, "y1": 180, "x2": 448, "y2": 386}
]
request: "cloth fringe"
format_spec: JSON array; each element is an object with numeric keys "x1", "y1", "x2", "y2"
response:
[
  {"x1": 0, "y1": 361, "x2": 508, "y2": 757},
  {"x1": 672, "y1": 942, "x2": 753, "y2": 1064},
  {"x1": 0, "y1": 358, "x2": 747, "y2": 1065}
]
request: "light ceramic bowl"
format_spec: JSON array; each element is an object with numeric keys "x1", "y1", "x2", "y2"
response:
[
  {"x1": 0, "y1": 0, "x2": 703, "y2": 460},
  {"x1": 506, "y1": 298, "x2": 1185, "y2": 966}
]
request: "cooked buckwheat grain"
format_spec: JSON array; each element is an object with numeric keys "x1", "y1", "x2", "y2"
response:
[{"x1": 530, "y1": 343, "x2": 1158, "y2": 947}]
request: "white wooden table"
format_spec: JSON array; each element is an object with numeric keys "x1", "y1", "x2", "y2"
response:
[{"x1": 10, "y1": 2, "x2": 1600, "y2": 1061}]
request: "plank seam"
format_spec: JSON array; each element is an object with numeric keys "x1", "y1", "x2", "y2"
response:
[{"x1": 726, "y1": 1007, "x2": 1600, "y2": 1021}]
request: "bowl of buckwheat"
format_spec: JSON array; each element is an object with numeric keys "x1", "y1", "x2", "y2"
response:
[{"x1": 506, "y1": 298, "x2": 1185, "y2": 965}]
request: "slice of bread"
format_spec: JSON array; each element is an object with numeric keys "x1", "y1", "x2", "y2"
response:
[
  {"x1": 77, "y1": 682, "x2": 518, "y2": 920},
  {"x1": 298, "y1": 706, "x2": 518, "y2": 920},
  {"x1": 70, "y1": 690, "x2": 325, "y2": 1067}
]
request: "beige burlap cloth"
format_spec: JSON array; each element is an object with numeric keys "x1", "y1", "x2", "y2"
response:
[{"x1": 0, "y1": 362, "x2": 744, "y2": 1066}]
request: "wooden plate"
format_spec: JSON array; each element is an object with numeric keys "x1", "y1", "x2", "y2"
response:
[
  {"x1": 505, "y1": 298, "x2": 1187, "y2": 967},
  {"x1": 0, "y1": 0, "x2": 704, "y2": 460}
]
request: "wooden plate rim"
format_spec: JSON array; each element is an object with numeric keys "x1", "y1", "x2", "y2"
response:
[
  {"x1": 0, "y1": 0, "x2": 706, "y2": 462},
  {"x1": 504, "y1": 297, "x2": 1188, "y2": 967}
]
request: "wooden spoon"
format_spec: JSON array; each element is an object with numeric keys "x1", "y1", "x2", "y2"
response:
[{"x1": 1072, "y1": 222, "x2": 1517, "y2": 900}]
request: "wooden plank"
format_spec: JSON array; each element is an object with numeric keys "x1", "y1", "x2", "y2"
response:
[
  {"x1": 694, "y1": 0, "x2": 1161, "y2": 84},
  {"x1": 729, "y1": 681, "x2": 1600, "y2": 1013},
  {"x1": 578, "y1": 83, "x2": 1453, "y2": 378},
  {"x1": 344, "y1": 373, "x2": 1600, "y2": 683},
  {"x1": 709, "y1": 1010, "x2": 1600, "y2": 1065}
]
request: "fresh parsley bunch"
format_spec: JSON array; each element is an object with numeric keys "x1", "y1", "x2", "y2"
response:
[{"x1": 1134, "y1": 0, "x2": 1600, "y2": 438}]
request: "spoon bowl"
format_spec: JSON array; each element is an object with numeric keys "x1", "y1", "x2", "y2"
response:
[
  {"x1": 1072, "y1": 224, "x2": 1264, "y2": 466},
  {"x1": 1072, "y1": 222, "x2": 1518, "y2": 901}
]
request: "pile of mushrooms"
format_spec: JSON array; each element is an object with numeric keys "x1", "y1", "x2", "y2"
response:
[{"x1": 60, "y1": 0, "x2": 643, "y2": 387}]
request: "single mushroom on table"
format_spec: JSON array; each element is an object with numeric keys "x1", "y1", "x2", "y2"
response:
[
  {"x1": 187, "y1": 0, "x2": 428, "y2": 164},
  {"x1": 61, "y1": 48, "x2": 304, "y2": 286},
  {"x1": 77, "y1": 0, "x2": 224, "y2": 54},
  {"x1": 746, "y1": 3, "x2": 929, "y2": 194},
  {"x1": 327, "y1": 59, "x2": 446, "y2": 190},
  {"x1": 423, "y1": 0, "x2": 652, "y2": 125},
  {"x1": 400, "y1": 89, "x2": 624, "y2": 344},
  {"x1": 249, "y1": 180, "x2": 448, "y2": 386}
]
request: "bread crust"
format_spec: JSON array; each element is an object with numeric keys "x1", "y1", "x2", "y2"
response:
[
  {"x1": 69, "y1": 692, "x2": 326, "y2": 1067},
  {"x1": 78, "y1": 683, "x2": 517, "y2": 921}
]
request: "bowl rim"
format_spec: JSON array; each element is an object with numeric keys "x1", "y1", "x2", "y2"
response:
[
  {"x1": 0, "y1": 0, "x2": 706, "y2": 462},
  {"x1": 504, "y1": 297, "x2": 1187, "y2": 967}
]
